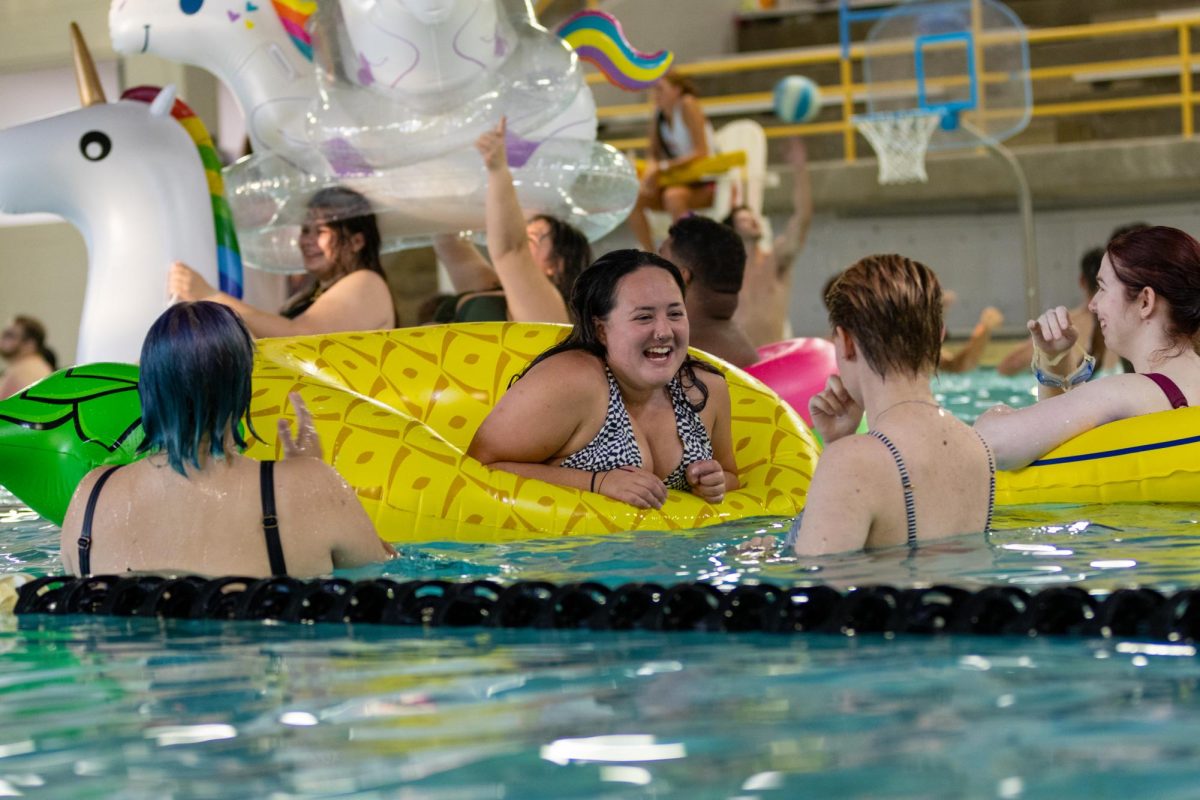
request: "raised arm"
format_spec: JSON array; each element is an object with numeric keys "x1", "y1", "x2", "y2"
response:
[
  {"x1": 432, "y1": 233, "x2": 500, "y2": 294},
  {"x1": 772, "y1": 138, "x2": 813, "y2": 273},
  {"x1": 941, "y1": 306, "x2": 1004, "y2": 374},
  {"x1": 474, "y1": 118, "x2": 569, "y2": 324}
]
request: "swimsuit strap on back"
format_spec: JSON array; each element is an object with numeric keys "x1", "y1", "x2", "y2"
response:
[
  {"x1": 868, "y1": 430, "x2": 917, "y2": 547},
  {"x1": 77, "y1": 464, "x2": 125, "y2": 576},
  {"x1": 259, "y1": 461, "x2": 288, "y2": 577},
  {"x1": 973, "y1": 429, "x2": 997, "y2": 533},
  {"x1": 1143, "y1": 372, "x2": 1189, "y2": 409}
]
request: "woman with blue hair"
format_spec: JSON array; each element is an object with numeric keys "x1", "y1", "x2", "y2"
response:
[{"x1": 59, "y1": 301, "x2": 392, "y2": 577}]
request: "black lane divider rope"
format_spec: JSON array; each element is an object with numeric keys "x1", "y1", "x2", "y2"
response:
[{"x1": 13, "y1": 576, "x2": 1200, "y2": 640}]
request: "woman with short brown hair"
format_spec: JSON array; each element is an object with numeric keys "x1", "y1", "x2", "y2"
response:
[{"x1": 787, "y1": 254, "x2": 995, "y2": 554}]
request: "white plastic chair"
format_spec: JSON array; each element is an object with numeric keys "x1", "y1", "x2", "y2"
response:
[{"x1": 710, "y1": 119, "x2": 768, "y2": 222}]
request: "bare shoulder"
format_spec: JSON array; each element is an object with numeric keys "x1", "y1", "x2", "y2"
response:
[
  {"x1": 61, "y1": 466, "x2": 108, "y2": 535},
  {"x1": 520, "y1": 350, "x2": 608, "y2": 394},
  {"x1": 334, "y1": 269, "x2": 389, "y2": 291},
  {"x1": 818, "y1": 434, "x2": 893, "y2": 481}
]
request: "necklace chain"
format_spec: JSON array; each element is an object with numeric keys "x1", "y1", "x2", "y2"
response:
[{"x1": 872, "y1": 398, "x2": 941, "y2": 427}]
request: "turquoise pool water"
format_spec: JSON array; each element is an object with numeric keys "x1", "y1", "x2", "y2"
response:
[{"x1": 2, "y1": 368, "x2": 1199, "y2": 798}]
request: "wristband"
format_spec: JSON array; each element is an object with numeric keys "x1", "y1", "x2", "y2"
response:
[{"x1": 1034, "y1": 353, "x2": 1096, "y2": 390}]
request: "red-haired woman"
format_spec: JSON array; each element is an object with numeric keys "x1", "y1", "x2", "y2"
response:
[
  {"x1": 784, "y1": 254, "x2": 995, "y2": 554},
  {"x1": 976, "y1": 225, "x2": 1200, "y2": 469}
]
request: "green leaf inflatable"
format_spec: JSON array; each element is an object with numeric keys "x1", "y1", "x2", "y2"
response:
[{"x1": 0, "y1": 364, "x2": 144, "y2": 525}]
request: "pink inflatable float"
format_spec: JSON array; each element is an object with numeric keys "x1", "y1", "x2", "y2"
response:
[{"x1": 744, "y1": 337, "x2": 838, "y2": 427}]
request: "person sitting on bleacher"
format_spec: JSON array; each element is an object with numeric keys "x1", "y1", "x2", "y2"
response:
[{"x1": 627, "y1": 71, "x2": 717, "y2": 251}]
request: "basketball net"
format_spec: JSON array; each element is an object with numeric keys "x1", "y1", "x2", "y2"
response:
[{"x1": 853, "y1": 110, "x2": 943, "y2": 185}]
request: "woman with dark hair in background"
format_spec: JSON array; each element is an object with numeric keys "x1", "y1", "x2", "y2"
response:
[
  {"x1": 433, "y1": 118, "x2": 592, "y2": 324},
  {"x1": 977, "y1": 225, "x2": 1200, "y2": 469},
  {"x1": 468, "y1": 250, "x2": 739, "y2": 509},
  {"x1": 0, "y1": 315, "x2": 55, "y2": 399},
  {"x1": 627, "y1": 70, "x2": 717, "y2": 251},
  {"x1": 169, "y1": 186, "x2": 396, "y2": 335},
  {"x1": 59, "y1": 301, "x2": 393, "y2": 577}
]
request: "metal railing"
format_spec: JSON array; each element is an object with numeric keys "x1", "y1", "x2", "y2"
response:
[{"x1": 596, "y1": 13, "x2": 1200, "y2": 159}]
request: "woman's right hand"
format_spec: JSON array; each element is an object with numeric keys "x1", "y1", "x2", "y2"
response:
[
  {"x1": 595, "y1": 466, "x2": 668, "y2": 509},
  {"x1": 639, "y1": 164, "x2": 659, "y2": 198},
  {"x1": 809, "y1": 374, "x2": 864, "y2": 445},
  {"x1": 1027, "y1": 305, "x2": 1078, "y2": 363},
  {"x1": 168, "y1": 260, "x2": 216, "y2": 302},
  {"x1": 475, "y1": 116, "x2": 508, "y2": 172},
  {"x1": 279, "y1": 392, "x2": 324, "y2": 460}
]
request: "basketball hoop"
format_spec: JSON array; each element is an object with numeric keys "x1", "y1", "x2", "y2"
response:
[{"x1": 853, "y1": 109, "x2": 943, "y2": 185}]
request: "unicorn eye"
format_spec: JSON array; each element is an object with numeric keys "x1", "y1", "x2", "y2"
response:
[
  {"x1": 179, "y1": 0, "x2": 204, "y2": 13},
  {"x1": 79, "y1": 131, "x2": 112, "y2": 162}
]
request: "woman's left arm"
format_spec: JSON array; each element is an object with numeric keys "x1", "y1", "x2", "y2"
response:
[
  {"x1": 170, "y1": 263, "x2": 393, "y2": 337},
  {"x1": 974, "y1": 374, "x2": 1145, "y2": 470},
  {"x1": 707, "y1": 374, "x2": 740, "y2": 490}
]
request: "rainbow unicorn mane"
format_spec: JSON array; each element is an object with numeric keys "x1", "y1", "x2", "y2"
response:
[
  {"x1": 122, "y1": 86, "x2": 243, "y2": 299},
  {"x1": 557, "y1": 10, "x2": 674, "y2": 92},
  {"x1": 271, "y1": 0, "x2": 316, "y2": 62}
]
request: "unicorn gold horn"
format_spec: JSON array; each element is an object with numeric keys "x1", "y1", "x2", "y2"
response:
[{"x1": 70, "y1": 22, "x2": 107, "y2": 107}]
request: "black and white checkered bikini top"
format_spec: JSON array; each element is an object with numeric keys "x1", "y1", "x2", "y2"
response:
[{"x1": 560, "y1": 365, "x2": 714, "y2": 492}]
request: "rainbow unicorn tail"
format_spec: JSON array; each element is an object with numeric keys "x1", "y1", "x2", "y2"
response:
[
  {"x1": 557, "y1": 10, "x2": 674, "y2": 92},
  {"x1": 122, "y1": 87, "x2": 243, "y2": 299}
]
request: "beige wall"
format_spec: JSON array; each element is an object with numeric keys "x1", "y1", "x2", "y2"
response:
[{"x1": 0, "y1": 222, "x2": 87, "y2": 365}]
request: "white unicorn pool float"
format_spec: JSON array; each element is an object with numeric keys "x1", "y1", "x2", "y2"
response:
[
  {"x1": 109, "y1": 0, "x2": 319, "y2": 165},
  {"x1": 0, "y1": 25, "x2": 234, "y2": 364},
  {"x1": 109, "y1": 0, "x2": 637, "y2": 273}
]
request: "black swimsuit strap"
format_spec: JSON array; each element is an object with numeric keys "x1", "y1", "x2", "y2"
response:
[
  {"x1": 869, "y1": 431, "x2": 918, "y2": 547},
  {"x1": 259, "y1": 461, "x2": 287, "y2": 577},
  {"x1": 78, "y1": 465, "x2": 124, "y2": 576}
]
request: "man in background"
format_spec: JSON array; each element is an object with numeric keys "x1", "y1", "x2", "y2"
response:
[{"x1": 0, "y1": 315, "x2": 55, "y2": 399}]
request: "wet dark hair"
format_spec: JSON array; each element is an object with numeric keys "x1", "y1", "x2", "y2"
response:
[
  {"x1": 11, "y1": 315, "x2": 56, "y2": 370},
  {"x1": 281, "y1": 186, "x2": 387, "y2": 317},
  {"x1": 1080, "y1": 247, "x2": 1104, "y2": 295},
  {"x1": 825, "y1": 254, "x2": 944, "y2": 378},
  {"x1": 667, "y1": 216, "x2": 746, "y2": 294},
  {"x1": 516, "y1": 249, "x2": 720, "y2": 410},
  {"x1": 528, "y1": 214, "x2": 592, "y2": 302},
  {"x1": 1105, "y1": 225, "x2": 1200, "y2": 348},
  {"x1": 136, "y1": 301, "x2": 259, "y2": 476}
]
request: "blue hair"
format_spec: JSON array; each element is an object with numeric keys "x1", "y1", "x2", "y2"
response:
[{"x1": 136, "y1": 301, "x2": 258, "y2": 476}]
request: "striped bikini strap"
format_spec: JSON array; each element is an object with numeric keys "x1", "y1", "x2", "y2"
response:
[
  {"x1": 974, "y1": 429, "x2": 996, "y2": 533},
  {"x1": 868, "y1": 430, "x2": 917, "y2": 548}
]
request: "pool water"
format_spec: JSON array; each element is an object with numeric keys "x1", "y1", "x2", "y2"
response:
[{"x1": 2, "y1": 368, "x2": 1199, "y2": 798}]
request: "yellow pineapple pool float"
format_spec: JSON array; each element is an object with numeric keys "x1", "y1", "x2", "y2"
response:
[{"x1": 244, "y1": 323, "x2": 819, "y2": 542}]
